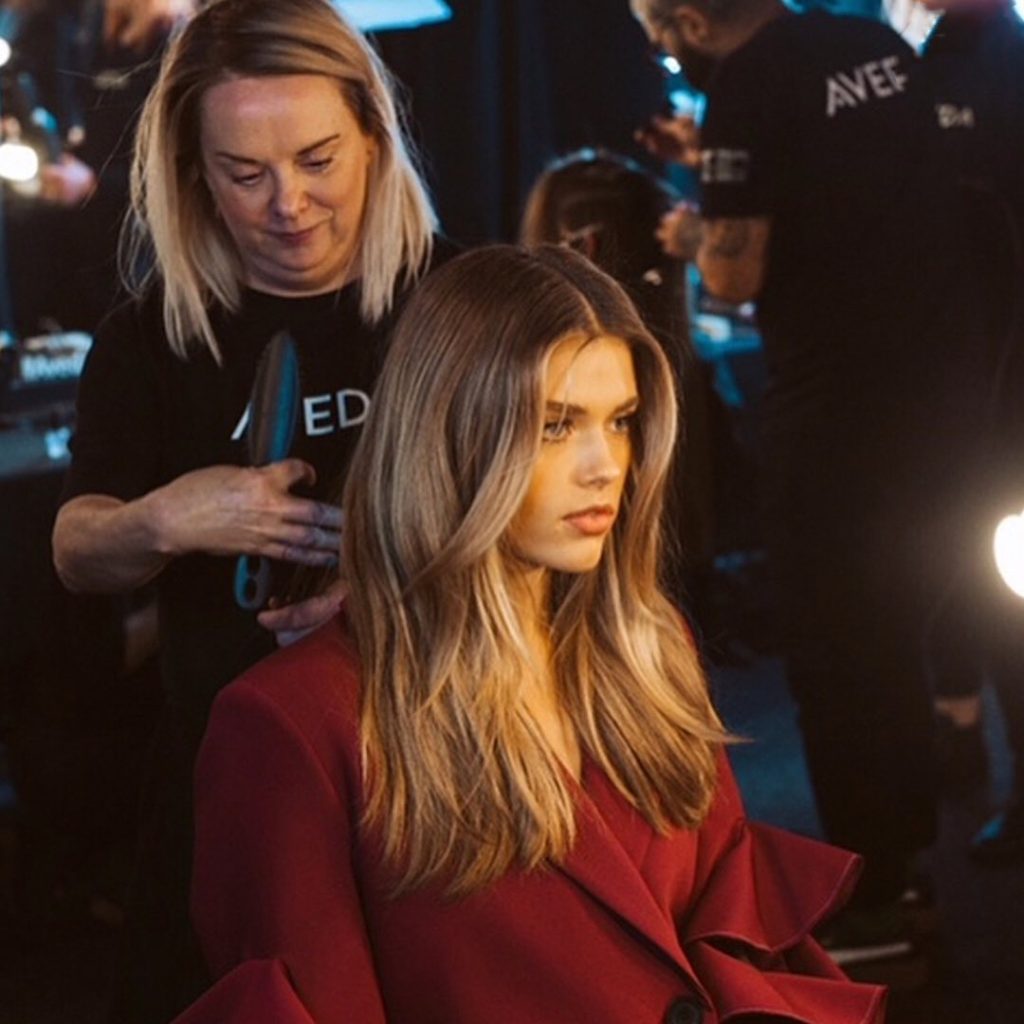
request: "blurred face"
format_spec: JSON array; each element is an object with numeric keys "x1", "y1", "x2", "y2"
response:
[
  {"x1": 632, "y1": 0, "x2": 720, "y2": 92},
  {"x1": 508, "y1": 333, "x2": 637, "y2": 580},
  {"x1": 200, "y1": 74, "x2": 376, "y2": 296}
]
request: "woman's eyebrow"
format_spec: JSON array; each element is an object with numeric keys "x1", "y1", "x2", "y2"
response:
[
  {"x1": 296, "y1": 134, "x2": 341, "y2": 156},
  {"x1": 213, "y1": 134, "x2": 341, "y2": 163},
  {"x1": 544, "y1": 396, "x2": 639, "y2": 416}
]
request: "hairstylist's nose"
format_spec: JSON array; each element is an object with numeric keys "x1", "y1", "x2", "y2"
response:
[{"x1": 272, "y1": 169, "x2": 307, "y2": 219}]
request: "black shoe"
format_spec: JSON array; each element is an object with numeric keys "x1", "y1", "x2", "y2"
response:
[
  {"x1": 934, "y1": 716, "x2": 988, "y2": 792},
  {"x1": 969, "y1": 798, "x2": 1024, "y2": 865}
]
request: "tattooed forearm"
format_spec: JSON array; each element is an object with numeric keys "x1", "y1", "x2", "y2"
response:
[
  {"x1": 704, "y1": 219, "x2": 751, "y2": 260},
  {"x1": 697, "y1": 217, "x2": 770, "y2": 302}
]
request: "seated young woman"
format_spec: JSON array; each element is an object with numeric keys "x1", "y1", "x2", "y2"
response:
[{"x1": 176, "y1": 245, "x2": 885, "y2": 1024}]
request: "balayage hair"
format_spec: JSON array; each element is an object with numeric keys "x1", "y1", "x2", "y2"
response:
[
  {"x1": 343, "y1": 245, "x2": 725, "y2": 895},
  {"x1": 124, "y1": 0, "x2": 436, "y2": 360}
]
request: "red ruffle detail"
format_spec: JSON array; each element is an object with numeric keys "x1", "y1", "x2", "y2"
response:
[
  {"x1": 172, "y1": 959, "x2": 315, "y2": 1024},
  {"x1": 683, "y1": 822, "x2": 886, "y2": 1023}
]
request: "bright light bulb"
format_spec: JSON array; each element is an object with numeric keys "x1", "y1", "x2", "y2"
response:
[
  {"x1": 0, "y1": 38, "x2": 11, "y2": 69},
  {"x1": 994, "y1": 511, "x2": 1024, "y2": 598},
  {"x1": 0, "y1": 141, "x2": 39, "y2": 182}
]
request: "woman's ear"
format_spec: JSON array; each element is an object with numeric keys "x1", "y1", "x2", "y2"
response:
[{"x1": 673, "y1": 3, "x2": 711, "y2": 45}]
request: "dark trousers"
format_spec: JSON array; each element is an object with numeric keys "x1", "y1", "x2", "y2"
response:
[
  {"x1": 927, "y1": 538, "x2": 1024, "y2": 793},
  {"x1": 765, "y1": 446, "x2": 938, "y2": 908}
]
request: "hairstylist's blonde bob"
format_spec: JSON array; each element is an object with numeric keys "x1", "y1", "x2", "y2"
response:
[{"x1": 124, "y1": 0, "x2": 436, "y2": 359}]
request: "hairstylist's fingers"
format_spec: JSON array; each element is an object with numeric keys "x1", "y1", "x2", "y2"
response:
[
  {"x1": 271, "y1": 542, "x2": 340, "y2": 568},
  {"x1": 257, "y1": 581, "x2": 348, "y2": 636},
  {"x1": 263, "y1": 458, "x2": 318, "y2": 492},
  {"x1": 278, "y1": 496, "x2": 343, "y2": 531},
  {"x1": 315, "y1": 503, "x2": 344, "y2": 529},
  {"x1": 263, "y1": 519, "x2": 340, "y2": 553}
]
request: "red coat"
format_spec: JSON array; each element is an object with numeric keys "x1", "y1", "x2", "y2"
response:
[{"x1": 178, "y1": 617, "x2": 885, "y2": 1024}]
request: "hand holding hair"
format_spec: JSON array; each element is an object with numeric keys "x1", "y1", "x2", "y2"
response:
[
  {"x1": 148, "y1": 459, "x2": 342, "y2": 566},
  {"x1": 655, "y1": 200, "x2": 703, "y2": 261},
  {"x1": 257, "y1": 578, "x2": 349, "y2": 648},
  {"x1": 635, "y1": 113, "x2": 702, "y2": 167}
]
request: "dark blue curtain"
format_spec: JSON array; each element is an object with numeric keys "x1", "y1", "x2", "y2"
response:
[{"x1": 376, "y1": 0, "x2": 666, "y2": 244}]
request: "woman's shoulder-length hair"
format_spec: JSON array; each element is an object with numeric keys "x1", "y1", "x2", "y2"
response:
[
  {"x1": 124, "y1": 0, "x2": 437, "y2": 360},
  {"x1": 343, "y1": 244, "x2": 724, "y2": 895}
]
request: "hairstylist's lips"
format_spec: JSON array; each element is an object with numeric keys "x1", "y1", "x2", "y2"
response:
[
  {"x1": 564, "y1": 504, "x2": 616, "y2": 536},
  {"x1": 273, "y1": 223, "x2": 323, "y2": 247}
]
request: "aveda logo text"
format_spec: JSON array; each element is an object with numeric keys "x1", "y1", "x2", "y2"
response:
[
  {"x1": 231, "y1": 388, "x2": 370, "y2": 442},
  {"x1": 825, "y1": 56, "x2": 908, "y2": 118}
]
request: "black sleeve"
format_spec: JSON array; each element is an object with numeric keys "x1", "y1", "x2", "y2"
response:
[
  {"x1": 61, "y1": 301, "x2": 165, "y2": 505},
  {"x1": 699, "y1": 52, "x2": 778, "y2": 219}
]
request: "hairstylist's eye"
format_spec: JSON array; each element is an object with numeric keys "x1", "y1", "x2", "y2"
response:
[
  {"x1": 302, "y1": 157, "x2": 333, "y2": 173},
  {"x1": 231, "y1": 169, "x2": 264, "y2": 187}
]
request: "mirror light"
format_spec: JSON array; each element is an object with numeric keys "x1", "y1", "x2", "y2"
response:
[
  {"x1": 994, "y1": 511, "x2": 1024, "y2": 598},
  {"x1": 0, "y1": 141, "x2": 39, "y2": 182}
]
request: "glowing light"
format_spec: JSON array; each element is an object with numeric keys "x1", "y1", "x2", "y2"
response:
[
  {"x1": 0, "y1": 141, "x2": 39, "y2": 182},
  {"x1": 994, "y1": 511, "x2": 1024, "y2": 598},
  {"x1": 660, "y1": 54, "x2": 682, "y2": 75},
  {"x1": 0, "y1": 38, "x2": 11, "y2": 69},
  {"x1": 334, "y1": 0, "x2": 452, "y2": 31}
]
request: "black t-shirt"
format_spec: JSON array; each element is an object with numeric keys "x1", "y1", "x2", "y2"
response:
[
  {"x1": 922, "y1": 2, "x2": 1024, "y2": 444},
  {"x1": 62, "y1": 245, "x2": 453, "y2": 744},
  {"x1": 699, "y1": 10, "x2": 961, "y2": 444},
  {"x1": 923, "y1": 1, "x2": 1024, "y2": 220}
]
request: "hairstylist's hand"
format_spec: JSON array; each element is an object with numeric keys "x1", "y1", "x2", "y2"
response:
[
  {"x1": 103, "y1": 0, "x2": 195, "y2": 52},
  {"x1": 656, "y1": 201, "x2": 702, "y2": 261},
  {"x1": 258, "y1": 578, "x2": 349, "y2": 647},
  {"x1": 150, "y1": 459, "x2": 342, "y2": 567},
  {"x1": 635, "y1": 113, "x2": 702, "y2": 168}
]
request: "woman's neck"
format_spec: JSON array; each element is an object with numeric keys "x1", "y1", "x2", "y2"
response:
[{"x1": 513, "y1": 569, "x2": 581, "y2": 780}]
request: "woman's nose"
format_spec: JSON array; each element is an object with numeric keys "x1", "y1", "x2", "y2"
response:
[
  {"x1": 578, "y1": 430, "x2": 624, "y2": 488},
  {"x1": 271, "y1": 170, "x2": 308, "y2": 219}
]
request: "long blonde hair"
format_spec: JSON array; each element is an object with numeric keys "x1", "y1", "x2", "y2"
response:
[
  {"x1": 124, "y1": 0, "x2": 436, "y2": 360},
  {"x1": 343, "y1": 245, "x2": 725, "y2": 895}
]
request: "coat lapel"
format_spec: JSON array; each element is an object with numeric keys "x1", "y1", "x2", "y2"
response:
[{"x1": 556, "y1": 767, "x2": 711, "y2": 1005}]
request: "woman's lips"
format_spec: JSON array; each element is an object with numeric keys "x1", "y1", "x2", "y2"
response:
[
  {"x1": 274, "y1": 224, "x2": 321, "y2": 247},
  {"x1": 564, "y1": 506, "x2": 616, "y2": 536}
]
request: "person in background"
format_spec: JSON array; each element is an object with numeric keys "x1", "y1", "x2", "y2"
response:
[
  {"x1": 630, "y1": 0, "x2": 981, "y2": 965},
  {"x1": 50, "y1": 0, "x2": 443, "y2": 1018},
  {"x1": 917, "y1": 0, "x2": 1024, "y2": 862},
  {"x1": 1, "y1": 0, "x2": 163, "y2": 337},
  {"x1": 520, "y1": 149, "x2": 733, "y2": 645},
  {"x1": 173, "y1": 244, "x2": 884, "y2": 1024},
  {"x1": 102, "y1": 0, "x2": 193, "y2": 52}
]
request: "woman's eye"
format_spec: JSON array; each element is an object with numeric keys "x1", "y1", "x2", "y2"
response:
[
  {"x1": 542, "y1": 418, "x2": 571, "y2": 442},
  {"x1": 303, "y1": 157, "x2": 333, "y2": 173},
  {"x1": 231, "y1": 171, "x2": 263, "y2": 187},
  {"x1": 611, "y1": 413, "x2": 636, "y2": 435}
]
